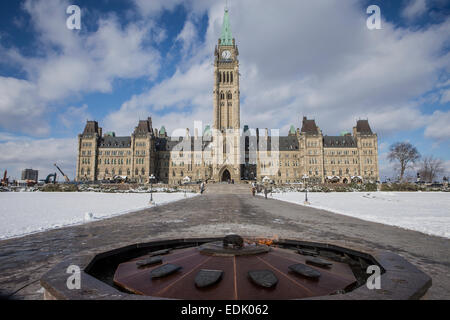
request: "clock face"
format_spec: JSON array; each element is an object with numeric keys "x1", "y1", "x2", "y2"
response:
[{"x1": 222, "y1": 50, "x2": 231, "y2": 59}]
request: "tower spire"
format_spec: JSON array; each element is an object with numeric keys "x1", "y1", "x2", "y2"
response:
[{"x1": 220, "y1": 6, "x2": 233, "y2": 46}]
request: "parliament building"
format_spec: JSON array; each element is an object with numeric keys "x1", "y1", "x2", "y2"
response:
[{"x1": 76, "y1": 9, "x2": 379, "y2": 185}]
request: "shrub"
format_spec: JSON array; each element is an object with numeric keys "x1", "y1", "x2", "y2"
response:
[{"x1": 380, "y1": 183, "x2": 418, "y2": 192}]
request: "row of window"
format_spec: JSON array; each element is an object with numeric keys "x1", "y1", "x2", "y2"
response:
[
  {"x1": 99, "y1": 150, "x2": 131, "y2": 156},
  {"x1": 171, "y1": 169, "x2": 209, "y2": 178},
  {"x1": 260, "y1": 160, "x2": 302, "y2": 168},
  {"x1": 325, "y1": 150, "x2": 358, "y2": 156},
  {"x1": 98, "y1": 168, "x2": 146, "y2": 176},
  {"x1": 80, "y1": 168, "x2": 91, "y2": 175},
  {"x1": 99, "y1": 158, "x2": 130, "y2": 165},
  {"x1": 361, "y1": 142, "x2": 374, "y2": 147},
  {"x1": 171, "y1": 161, "x2": 213, "y2": 167},
  {"x1": 307, "y1": 141, "x2": 320, "y2": 147},
  {"x1": 218, "y1": 72, "x2": 234, "y2": 84},
  {"x1": 326, "y1": 158, "x2": 358, "y2": 165},
  {"x1": 268, "y1": 168, "x2": 375, "y2": 178}
]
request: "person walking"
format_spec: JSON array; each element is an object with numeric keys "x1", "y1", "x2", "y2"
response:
[{"x1": 200, "y1": 181, "x2": 205, "y2": 194}]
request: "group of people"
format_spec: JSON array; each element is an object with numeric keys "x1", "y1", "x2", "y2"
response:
[{"x1": 251, "y1": 182, "x2": 272, "y2": 199}]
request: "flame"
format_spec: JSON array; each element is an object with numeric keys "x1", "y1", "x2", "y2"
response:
[{"x1": 255, "y1": 235, "x2": 279, "y2": 246}]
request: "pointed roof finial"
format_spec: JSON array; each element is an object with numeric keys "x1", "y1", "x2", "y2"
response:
[{"x1": 220, "y1": 4, "x2": 233, "y2": 46}]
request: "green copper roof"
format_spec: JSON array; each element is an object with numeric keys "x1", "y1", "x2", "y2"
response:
[
  {"x1": 160, "y1": 126, "x2": 166, "y2": 135},
  {"x1": 220, "y1": 9, "x2": 233, "y2": 46},
  {"x1": 289, "y1": 125, "x2": 296, "y2": 134}
]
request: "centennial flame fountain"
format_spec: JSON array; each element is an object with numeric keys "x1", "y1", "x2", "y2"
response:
[{"x1": 41, "y1": 235, "x2": 431, "y2": 300}]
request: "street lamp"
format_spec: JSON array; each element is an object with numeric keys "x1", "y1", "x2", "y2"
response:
[
  {"x1": 302, "y1": 174, "x2": 309, "y2": 204},
  {"x1": 149, "y1": 174, "x2": 156, "y2": 203}
]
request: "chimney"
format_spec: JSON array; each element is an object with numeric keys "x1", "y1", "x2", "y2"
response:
[
  {"x1": 265, "y1": 128, "x2": 269, "y2": 139},
  {"x1": 186, "y1": 128, "x2": 190, "y2": 139}
]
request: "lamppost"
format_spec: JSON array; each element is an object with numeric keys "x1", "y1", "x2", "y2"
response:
[
  {"x1": 149, "y1": 174, "x2": 156, "y2": 203},
  {"x1": 302, "y1": 174, "x2": 309, "y2": 204}
]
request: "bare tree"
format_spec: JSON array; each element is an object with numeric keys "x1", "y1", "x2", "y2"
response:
[
  {"x1": 387, "y1": 142, "x2": 421, "y2": 182},
  {"x1": 419, "y1": 156, "x2": 444, "y2": 183}
]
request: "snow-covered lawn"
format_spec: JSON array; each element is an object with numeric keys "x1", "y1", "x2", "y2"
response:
[
  {"x1": 269, "y1": 192, "x2": 450, "y2": 239},
  {"x1": 0, "y1": 192, "x2": 197, "y2": 240}
]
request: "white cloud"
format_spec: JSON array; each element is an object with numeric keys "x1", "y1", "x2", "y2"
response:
[
  {"x1": 133, "y1": 0, "x2": 184, "y2": 17},
  {"x1": 2, "y1": 0, "x2": 449, "y2": 177},
  {"x1": 402, "y1": 0, "x2": 428, "y2": 20},
  {"x1": 441, "y1": 89, "x2": 450, "y2": 103},
  {"x1": 103, "y1": 60, "x2": 212, "y2": 135},
  {"x1": 0, "y1": 0, "x2": 161, "y2": 136},
  {"x1": 105, "y1": 0, "x2": 450, "y2": 142},
  {"x1": 424, "y1": 110, "x2": 450, "y2": 141},
  {"x1": 0, "y1": 136, "x2": 77, "y2": 180},
  {"x1": 176, "y1": 20, "x2": 198, "y2": 55},
  {"x1": 58, "y1": 104, "x2": 91, "y2": 129},
  {"x1": 0, "y1": 77, "x2": 48, "y2": 136}
]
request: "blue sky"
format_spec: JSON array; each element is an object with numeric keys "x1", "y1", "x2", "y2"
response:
[{"x1": 0, "y1": 0, "x2": 449, "y2": 180}]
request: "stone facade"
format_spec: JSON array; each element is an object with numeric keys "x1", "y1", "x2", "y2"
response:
[{"x1": 76, "y1": 8, "x2": 379, "y2": 185}]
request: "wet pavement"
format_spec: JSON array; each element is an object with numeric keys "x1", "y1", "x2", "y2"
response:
[{"x1": 0, "y1": 185, "x2": 449, "y2": 300}]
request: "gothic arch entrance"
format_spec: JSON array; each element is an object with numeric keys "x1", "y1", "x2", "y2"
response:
[{"x1": 221, "y1": 169, "x2": 231, "y2": 182}]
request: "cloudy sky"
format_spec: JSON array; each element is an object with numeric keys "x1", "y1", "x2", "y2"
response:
[{"x1": 0, "y1": 0, "x2": 449, "y2": 180}]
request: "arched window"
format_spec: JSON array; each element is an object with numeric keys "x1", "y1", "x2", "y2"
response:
[
  {"x1": 227, "y1": 72, "x2": 229, "y2": 83},
  {"x1": 135, "y1": 168, "x2": 138, "y2": 175},
  {"x1": 81, "y1": 168, "x2": 84, "y2": 175},
  {"x1": 218, "y1": 72, "x2": 222, "y2": 83},
  {"x1": 230, "y1": 72, "x2": 233, "y2": 83},
  {"x1": 223, "y1": 72, "x2": 226, "y2": 83},
  {"x1": 227, "y1": 92, "x2": 232, "y2": 100},
  {"x1": 87, "y1": 169, "x2": 90, "y2": 175},
  {"x1": 141, "y1": 168, "x2": 145, "y2": 175},
  {"x1": 127, "y1": 169, "x2": 130, "y2": 176}
]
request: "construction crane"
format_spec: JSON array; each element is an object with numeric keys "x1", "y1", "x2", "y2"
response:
[
  {"x1": 54, "y1": 164, "x2": 70, "y2": 183},
  {"x1": 43, "y1": 173, "x2": 57, "y2": 184},
  {"x1": 1, "y1": 170, "x2": 8, "y2": 186}
]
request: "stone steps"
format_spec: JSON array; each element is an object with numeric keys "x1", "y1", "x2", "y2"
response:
[{"x1": 205, "y1": 183, "x2": 252, "y2": 194}]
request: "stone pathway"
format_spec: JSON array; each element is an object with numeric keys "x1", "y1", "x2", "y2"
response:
[
  {"x1": 0, "y1": 187, "x2": 449, "y2": 300},
  {"x1": 205, "y1": 183, "x2": 251, "y2": 194}
]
